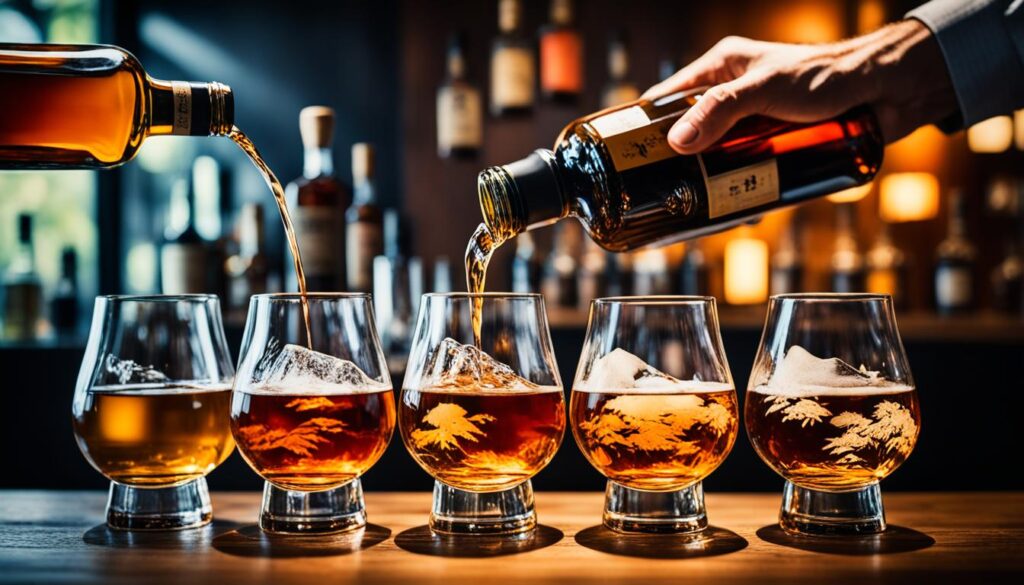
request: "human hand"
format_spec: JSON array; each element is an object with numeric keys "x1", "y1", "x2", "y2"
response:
[{"x1": 643, "y1": 19, "x2": 957, "y2": 154}]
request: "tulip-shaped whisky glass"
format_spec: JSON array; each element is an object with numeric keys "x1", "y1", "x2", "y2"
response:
[
  {"x1": 72, "y1": 295, "x2": 236, "y2": 530},
  {"x1": 399, "y1": 293, "x2": 565, "y2": 535},
  {"x1": 231, "y1": 294, "x2": 395, "y2": 534},
  {"x1": 745, "y1": 293, "x2": 920, "y2": 535},
  {"x1": 570, "y1": 296, "x2": 738, "y2": 534}
]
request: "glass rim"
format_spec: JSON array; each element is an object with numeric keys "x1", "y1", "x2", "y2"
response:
[
  {"x1": 770, "y1": 293, "x2": 892, "y2": 302},
  {"x1": 98, "y1": 294, "x2": 219, "y2": 303},
  {"x1": 251, "y1": 292, "x2": 372, "y2": 301},
  {"x1": 593, "y1": 295, "x2": 716, "y2": 305},
  {"x1": 421, "y1": 292, "x2": 544, "y2": 299}
]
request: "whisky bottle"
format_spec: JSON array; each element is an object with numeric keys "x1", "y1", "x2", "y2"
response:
[
  {"x1": 51, "y1": 247, "x2": 80, "y2": 337},
  {"x1": 991, "y1": 236, "x2": 1023, "y2": 316},
  {"x1": 539, "y1": 0, "x2": 583, "y2": 103},
  {"x1": 346, "y1": 143, "x2": 384, "y2": 293},
  {"x1": 476, "y1": 89, "x2": 883, "y2": 252},
  {"x1": 577, "y1": 238, "x2": 609, "y2": 309},
  {"x1": 866, "y1": 221, "x2": 908, "y2": 309},
  {"x1": 770, "y1": 211, "x2": 804, "y2": 295},
  {"x1": 225, "y1": 203, "x2": 268, "y2": 318},
  {"x1": 0, "y1": 43, "x2": 233, "y2": 169},
  {"x1": 161, "y1": 175, "x2": 207, "y2": 294},
  {"x1": 286, "y1": 106, "x2": 350, "y2": 292},
  {"x1": 2, "y1": 214, "x2": 43, "y2": 340},
  {"x1": 679, "y1": 241, "x2": 710, "y2": 296},
  {"x1": 934, "y1": 189, "x2": 976, "y2": 314},
  {"x1": 437, "y1": 33, "x2": 483, "y2": 158},
  {"x1": 510, "y1": 232, "x2": 542, "y2": 293},
  {"x1": 541, "y1": 221, "x2": 580, "y2": 308},
  {"x1": 633, "y1": 248, "x2": 671, "y2": 296},
  {"x1": 490, "y1": 0, "x2": 535, "y2": 116},
  {"x1": 601, "y1": 31, "x2": 640, "y2": 109},
  {"x1": 829, "y1": 203, "x2": 865, "y2": 293}
]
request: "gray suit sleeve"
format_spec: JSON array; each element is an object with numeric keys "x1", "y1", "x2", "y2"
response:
[{"x1": 907, "y1": 0, "x2": 1024, "y2": 130}]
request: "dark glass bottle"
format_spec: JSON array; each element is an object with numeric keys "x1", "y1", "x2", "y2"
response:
[
  {"x1": 539, "y1": 0, "x2": 583, "y2": 103},
  {"x1": 160, "y1": 175, "x2": 207, "y2": 294},
  {"x1": 770, "y1": 211, "x2": 804, "y2": 296},
  {"x1": 51, "y1": 247, "x2": 80, "y2": 337},
  {"x1": 490, "y1": 0, "x2": 535, "y2": 116},
  {"x1": 679, "y1": 241, "x2": 710, "y2": 296},
  {"x1": 3, "y1": 214, "x2": 43, "y2": 340},
  {"x1": 541, "y1": 221, "x2": 580, "y2": 308},
  {"x1": 934, "y1": 189, "x2": 976, "y2": 315},
  {"x1": 437, "y1": 33, "x2": 482, "y2": 158},
  {"x1": 510, "y1": 232, "x2": 542, "y2": 293},
  {"x1": 0, "y1": 43, "x2": 233, "y2": 169},
  {"x1": 476, "y1": 89, "x2": 883, "y2": 252},
  {"x1": 346, "y1": 143, "x2": 384, "y2": 293},
  {"x1": 991, "y1": 236, "x2": 1023, "y2": 316}
]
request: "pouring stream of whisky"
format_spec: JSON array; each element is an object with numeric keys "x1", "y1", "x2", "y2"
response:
[
  {"x1": 465, "y1": 223, "x2": 506, "y2": 347},
  {"x1": 230, "y1": 127, "x2": 312, "y2": 347}
]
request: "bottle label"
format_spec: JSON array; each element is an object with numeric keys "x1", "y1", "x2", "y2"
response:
[
  {"x1": 437, "y1": 86, "x2": 483, "y2": 150},
  {"x1": 540, "y1": 31, "x2": 583, "y2": 93},
  {"x1": 701, "y1": 158, "x2": 780, "y2": 219},
  {"x1": 491, "y1": 47, "x2": 535, "y2": 108},
  {"x1": 171, "y1": 81, "x2": 192, "y2": 135},
  {"x1": 293, "y1": 207, "x2": 342, "y2": 278},
  {"x1": 347, "y1": 221, "x2": 383, "y2": 292},
  {"x1": 936, "y1": 266, "x2": 971, "y2": 307}
]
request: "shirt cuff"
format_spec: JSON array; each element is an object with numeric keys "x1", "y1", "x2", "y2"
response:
[{"x1": 907, "y1": 0, "x2": 1024, "y2": 131}]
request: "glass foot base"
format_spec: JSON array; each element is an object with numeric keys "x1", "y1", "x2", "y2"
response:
[
  {"x1": 603, "y1": 481, "x2": 708, "y2": 534},
  {"x1": 779, "y1": 481, "x2": 885, "y2": 536},
  {"x1": 429, "y1": 480, "x2": 536, "y2": 535},
  {"x1": 259, "y1": 479, "x2": 367, "y2": 535},
  {"x1": 106, "y1": 478, "x2": 212, "y2": 531}
]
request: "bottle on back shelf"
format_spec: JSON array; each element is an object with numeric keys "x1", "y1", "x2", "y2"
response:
[
  {"x1": 0, "y1": 44, "x2": 233, "y2": 169},
  {"x1": 770, "y1": 211, "x2": 804, "y2": 296},
  {"x1": 161, "y1": 175, "x2": 208, "y2": 295},
  {"x1": 633, "y1": 248, "x2": 671, "y2": 296},
  {"x1": 3, "y1": 214, "x2": 44, "y2": 340},
  {"x1": 934, "y1": 189, "x2": 976, "y2": 315},
  {"x1": 577, "y1": 238, "x2": 608, "y2": 309},
  {"x1": 433, "y1": 256, "x2": 453, "y2": 293},
  {"x1": 601, "y1": 30, "x2": 640, "y2": 109},
  {"x1": 437, "y1": 33, "x2": 483, "y2": 158},
  {"x1": 346, "y1": 143, "x2": 385, "y2": 293},
  {"x1": 829, "y1": 203, "x2": 865, "y2": 293},
  {"x1": 539, "y1": 0, "x2": 583, "y2": 103},
  {"x1": 51, "y1": 247, "x2": 79, "y2": 337},
  {"x1": 285, "y1": 106, "x2": 350, "y2": 292},
  {"x1": 225, "y1": 203, "x2": 268, "y2": 318},
  {"x1": 374, "y1": 210, "x2": 420, "y2": 373},
  {"x1": 475, "y1": 88, "x2": 883, "y2": 253},
  {"x1": 866, "y1": 221, "x2": 908, "y2": 309},
  {"x1": 541, "y1": 221, "x2": 580, "y2": 308},
  {"x1": 510, "y1": 232, "x2": 542, "y2": 294},
  {"x1": 679, "y1": 241, "x2": 710, "y2": 296},
  {"x1": 991, "y1": 235, "x2": 1023, "y2": 316},
  {"x1": 491, "y1": 0, "x2": 535, "y2": 116}
]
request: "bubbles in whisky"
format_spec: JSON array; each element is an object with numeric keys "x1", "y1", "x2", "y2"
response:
[
  {"x1": 231, "y1": 386, "x2": 395, "y2": 491},
  {"x1": 72, "y1": 385, "x2": 235, "y2": 487},
  {"x1": 571, "y1": 383, "x2": 738, "y2": 491}
]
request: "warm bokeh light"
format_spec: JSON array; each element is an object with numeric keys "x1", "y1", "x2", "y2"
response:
[
  {"x1": 886, "y1": 125, "x2": 948, "y2": 170},
  {"x1": 827, "y1": 183, "x2": 872, "y2": 204},
  {"x1": 724, "y1": 233, "x2": 768, "y2": 305},
  {"x1": 967, "y1": 116, "x2": 1014, "y2": 153},
  {"x1": 1015, "y1": 109, "x2": 1024, "y2": 151},
  {"x1": 880, "y1": 172, "x2": 940, "y2": 222},
  {"x1": 762, "y1": 0, "x2": 843, "y2": 43},
  {"x1": 857, "y1": 0, "x2": 886, "y2": 33}
]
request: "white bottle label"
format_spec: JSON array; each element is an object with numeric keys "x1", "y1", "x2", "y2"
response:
[
  {"x1": 491, "y1": 47, "x2": 535, "y2": 109},
  {"x1": 293, "y1": 206, "x2": 341, "y2": 278},
  {"x1": 437, "y1": 86, "x2": 482, "y2": 150},
  {"x1": 936, "y1": 266, "x2": 971, "y2": 307}
]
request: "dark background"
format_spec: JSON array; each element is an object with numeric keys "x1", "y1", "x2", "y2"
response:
[{"x1": 2, "y1": 0, "x2": 1023, "y2": 493}]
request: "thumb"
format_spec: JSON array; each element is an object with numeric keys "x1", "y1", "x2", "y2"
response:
[{"x1": 668, "y1": 77, "x2": 768, "y2": 154}]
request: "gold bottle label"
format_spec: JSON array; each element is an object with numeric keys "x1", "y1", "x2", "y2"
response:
[
  {"x1": 346, "y1": 221, "x2": 383, "y2": 292},
  {"x1": 491, "y1": 47, "x2": 535, "y2": 109},
  {"x1": 293, "y1": 206, "x2": 342, "y2": 277},
  {"x1": 171, "y1": 81, "x2": 192, "y2": 135},
  {"x1": 437, "y1": 86, "x2": 482, "y2": 149},
  {"x1": 700, "y1": 157, "x2": 780, "y2": 219}
]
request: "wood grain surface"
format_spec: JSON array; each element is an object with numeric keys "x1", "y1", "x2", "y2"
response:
[{"x1": 1, "y1": 491, "x2": 1021, "y2": 584}]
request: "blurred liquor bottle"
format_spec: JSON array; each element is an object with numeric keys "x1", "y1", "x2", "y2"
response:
[
  {"x1": 225, "y1": 203, "x2": 268, "y2": 319},
  {"x1": 577, "y1": 238, "x2": 608, "y2": 309},
  {"x1": 2, "y1": 214, "x2": 44, "y2": 340},
  {"x1": 346, "y1": 143, "x2": 384, "y2": 293},
  {"x1": 991, "y1": 234, "x2": 1023, "y2": 316},
  {"x1": 865, "y1": 221, "x2": 909, "y2": 310},
  {"x1": 51, "y1": 247, "x2": 79, "y2": 338},
  {"x1": 633, "y1": 248, "x2": 671, "y2": 296},
  {"x1": 491, "y1": 0, "x2": 535, "y2": 116},
  {"x1": 433, "y1": 256, "x2": 453, "y2": 293},
  {"x1": 771, "y1": 211, "x2": 803, "y2": 296},
  {"x1": 601, "y1": 31, "x2": 640, "y2": 109},
  {"x1": 374, "y1": 210, "x2": 422, "y2": 373},
  {"x1": 829, "y1": 203, "x2": 865, "y2": 293},
  {"x1": 510, "y1": 232, "x2": 542, "y2": 293},
  {"x1": 161, "y1": 175, "x2": 207, "y2": 294},
  {"x1": 540, "y1": 0, "x2": 583, "y2": 103},
  {"x1": 541, "y1": 220, "x2": 580, "y2": 307},
  {"x1": 607, "y1": 251, "x2": 634, "y2": 297},
  {"x1": 679, "y1": 241, "x2": 710, "y2": 296},
  {"x1": 437, "y1": 33, "x2": 482, "y2": 158},
  {"x1": 934, "y1": 189, "x2": 976, "y2": 315},
  {"x1": 286, "y1": 106, "x2": 350, "y2": 292}
]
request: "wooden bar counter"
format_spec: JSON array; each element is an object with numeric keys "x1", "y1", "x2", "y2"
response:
[{"x1": 1, "y1": 491, "x2": 1021, "y2": 584}]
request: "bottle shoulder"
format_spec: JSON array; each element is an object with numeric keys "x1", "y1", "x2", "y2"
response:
[{"x1": 289, "y1": 175, "x2": 352, "y2": 206}]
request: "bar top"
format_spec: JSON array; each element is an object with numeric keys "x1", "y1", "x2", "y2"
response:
[{"x1": 1, "y1": 491, "x2": 1021, "y2": 584}]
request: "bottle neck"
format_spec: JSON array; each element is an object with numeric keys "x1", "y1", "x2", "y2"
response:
[
  {"x1": 478, "y1": 149, "x2": 567, "y2": 242},
  {"x1": 353, "y1": 176, "x2": 376, "y2": 205},
  {"x1": 447, "y1": 51, "x2": 466, "y2": 81},
  {"x1": 149, "y1": 78, "x2": 234, "y2": 137},
  {"x1": 304, "y1": 147, "x2": 334, "y2": 178},
  {"x1": 11, "y1": 237, "x2": 35, "y2": 275},
  {"x1": 499, "y1": 0, "x2": 520, "y2": 32}
]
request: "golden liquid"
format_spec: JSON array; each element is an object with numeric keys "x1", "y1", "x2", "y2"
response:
[
  {"x1": 400, "y1": 386, "x2": 565, "y2": 492},
  {"x1": 229, "y1": 128, "x2": 311, "y2": 345},
  {"x1": 231, "y1": 388, "x2": 395, "y2": 491},
  {"x1": 72, "y1": 385, "x2": 235, "y2": 486},
  {"x1": 571, "y1": 388, "x2": 738, "y2": 491},
  {"x1": 745, "y1": 387, "x2": 920, "y2": 491},
  {"x1": 465, "y1": 224, "x2": 505, "y2": 346}
]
